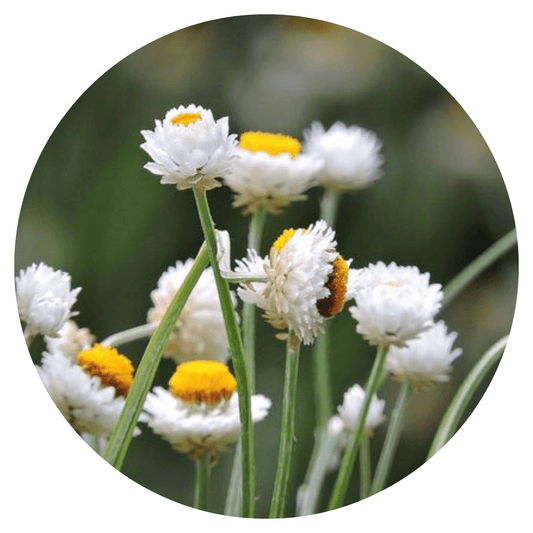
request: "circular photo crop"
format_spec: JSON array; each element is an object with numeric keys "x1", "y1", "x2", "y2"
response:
[{"x1": 14, "y1": 14, "x2": 518, "y2": 518}]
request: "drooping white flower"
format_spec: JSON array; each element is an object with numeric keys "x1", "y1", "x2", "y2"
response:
[
  {"x1": 44, "y1": 320, "x2": 95, "y2": 363},
  {"x1": 16, "y1": 262, "x2": 81, "y2": 338},
  {"x1": 140, "y1": 104, "x2": 238, "y2": 193},
  {"x1": 143, "y1": 360, "x2": 271, "y2": 460},
  {"x1": 302, "y1": 121, "x2": 385, "y2": 191},
  {"x1": 147, "y1": 259, "x2": 237, "y2": 364},
  {"x1": 223, "y1": 131, "x2": 323, "y2": 215},
  {"x1": 326, "y1": 384, "x2": 386, "y2": 470},
  {"x1": 348, "y1": 261, "x2": 443, "y2": 348},
  {"x1": 386, "y1": 321, "x2": 463, "y2": 390},
  {"x1": 235, "y1": 220, "x2": 350, "y2": 345},
  {"x1": 36, "y1": 344, "x2": 142, "y2": 436}
]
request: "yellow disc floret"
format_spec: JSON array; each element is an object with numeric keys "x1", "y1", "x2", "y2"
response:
[
  {"x1": 169, "y1": 360, "x2": 237, "y2": 404},
  {"x1": 77, "y1": 344, "x2": 134, "y2": 397},
  {"x1": 170, "y1": 112, "x2": 202, "y2": 127},
  {"x1": 239, "y1": 131, "x2": 301, "y2": 158},
  {"x1": 317, "y1": 254, "x2": 349, "y2": 318},
  {"x1": 272, "y1": 228, "x2": 297, "y2": 253}
]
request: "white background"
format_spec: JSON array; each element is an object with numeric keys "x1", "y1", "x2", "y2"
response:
[{"x1": 2, "y1": 1, "x2": 531, "y2": 531}]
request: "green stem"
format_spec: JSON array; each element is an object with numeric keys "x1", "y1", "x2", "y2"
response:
[
  {"x1": 192, "y1": 188, "x2": 255, "y2": 518},
  {"x1": 194, "y1": 455, "x2": 211, "y2": 511},
  {"x1": 442, "y1": 228, "x2": 517, "y2": 309},
  {"x1": 312, "y1": 328, "x2": 334, "y2": 430},
  {"x1": 320, "y1": 188, "x2": 342, "y2": 226},
  {"x1": 224, "y1": 209, "x2": 267, "y2": 517},
  {"x1": 101, "y1": 323, "x2": 157, "y2": 348},
  {"x1": 369, "y1": 382, "x2": 413, "y2": 496},
  {"x1": 295, "y1": 428, "x2": 342, "y2": 516},
  {"x1": 103, "y1": 243, "x2": 210, "y2": 470},
  {"x1": 427, "y1": 335, "x2": 507, "y2": 459},
  {"x1": 269, "y1": 331, "x2": 302, "y2": 518},
  {"x1": 327, "y1": 344, "x2": 388, "y2": 511},
  {"x1": 359, "y1": 436, "x2": 371, "y2": 501}
]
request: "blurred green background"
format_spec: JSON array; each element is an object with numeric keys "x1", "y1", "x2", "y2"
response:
[{"x1": 15, "y1": 15, "x2": 517, "y2": 517}]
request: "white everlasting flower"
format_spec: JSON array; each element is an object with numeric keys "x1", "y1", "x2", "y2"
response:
[
  {"x1": 348, "y1": 261, "x2": 443, "y2": 348},
  {"x1": 223, "y1": 131, "x2": 323, "y2": 215},
  {"x1": 236, "y1": 220, "x2": 350, "y2": 345},
  {"x1": 143, "y1": 360, "x2": 271, "y2": 460},
  {"x1": 147, "y1": 259, "x2": 237, "y2": 364},
  {"x1": 303, "y1": 121, "x2": 385, "y2": 191},
  {"x1": 16, "y1": 262, "x2": 81, "y2": 338},
  {"x1": 326, "y1": 384, "x2": 386, "y2": 470},
  {"x1": 140, "y1": 104, "x2": 238, "y2": 194},
  {"x1": 386, "y1": 321, "x2": 463, "y2": 390},
  {"x1": 44, "y1": 320, "x2": 95, "y2": 362},
  {"x1": 36, "y1": 344, "x2": 142, "y2": 436}
]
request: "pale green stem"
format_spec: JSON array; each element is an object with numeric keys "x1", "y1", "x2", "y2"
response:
[
  {"x1": 442, "y1": 228, "x2": 517, "y2": 309},
  {"x1": 224, "y1": 209, "x2": 267, "y2": 517},
  {"x1": 192, "y1": 188, "x2": 255, "y2": 518},
  {"x1": 327, "y1": 344, "x2": 388, "y2": 511},
  {"x1": 269, "y1": 332, "x2": 302, "y2": 518},
  {"x1": 320, "y1": 188, "x2": 342, "y2": 226},
  {"x1": 103, "y1": 243, "x2": 210, "y2": 470},
  {"x1": 194, "y1": 455, "x2": 212, "y2": 511},
  {"x1": 101, "y1": 323, "x2": 157, "y2": 348},
  {"x1": 359, "y1": 436, "x2": 371, "y2": 501},
  {"x1": 313, "y1": 328, "x2": 334, "y2": 430},
  {"x1": 81, "y1": 432, "x2": 107, "y2": 455},
  {"x1": 369, "y1": 382, "x2": 413, "y2": 496},
  {"x1": 427, "y1": 335, "x2": 507, "y2": 459},
  {"x1": 296, "y1": 428, "x2": 342, "y2": 516}
]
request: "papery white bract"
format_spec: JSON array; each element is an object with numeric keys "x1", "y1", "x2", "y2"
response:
[
  {"x1": 348, "y1": 261, "x2": 443, "y2": 348},
  {"x1": 147, "y1": 259, "x2": 237, "y2": 363},
  {"x1": 16, "y1": 262, "x2": 81, "y2": 338},
  {"x1": 386, "y1": 320, "x2": 463, "y2": 389},
  {"x1": 44, "y1": 320, "x2": 95, "y2": 363},
  {"x1": 303, "y1": 121, "x2": 385, "y2": 191},
  {"x1": 141, "y1": 104, "x2": 238, "y2": 193},
  {"x1": 223, "y1": 132, "x2": 323, "y2": 214},
  {"x1": 236, "y1": 220, "x2": 348, "y2": 345}
]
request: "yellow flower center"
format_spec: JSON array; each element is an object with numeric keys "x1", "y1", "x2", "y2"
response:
[
  {"x1": 239, "y1": 131, "x2": 301, "y2": 157},
  {"x1": 170, "y1": 112, "x2": 202, "y2": 127},
  {"x1": 77, "y1": 344, "x2": 134, "y2": 397},
  {"x1": 169, "y1": 360, "x2": 237, "y2": 404},
  {"x1": 317, "y1": 254, "x2": 349, "y2": 318},
  {"x1": 272, "y1": 228, "x2": 297, "y2": 252}
]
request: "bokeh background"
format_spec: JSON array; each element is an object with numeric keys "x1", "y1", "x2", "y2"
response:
[{"x1": 15, "y1": 15, "x2": 517, "y2": 517}]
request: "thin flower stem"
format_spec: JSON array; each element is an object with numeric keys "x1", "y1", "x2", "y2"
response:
[
  {"x1": 327, "y1": 344, "x2": 388, "y2": 511},
  {"x1": 224, "y1": 209, "x2": 267, "y2": 517},
  {"x1": 320, "y1": 188, "x2": 342, "y2": 226},
  {"x1": 194, "y1": 455, "x2": 212, "y2": 511},
  {"x1": 295, "y1": 428, "x2": 342, "y2": 516},
  {"x1": 427, "y1": 335, "x2": 507, "y2": 459},
  {"x1": 193, "y1": 189, "x2": 255, "y2": 518},
  {"x1": 103, "y1": 243, "x2": 210, "y2": 470},
  {"x1": 442, "y1": 228, "x2": 517, "y2": 309},
  {"x1": 269, "y1": 331, "x2": 302, "y2": 518},
  {"x1": 101, "y1": 323, "x2": 157, "y2": 348},
  {"x1": 359, "y1": 436, "x2": 372, "y2": 501},
  {"x1": 369, "y1": 382, "x2": 413, "y2": 496}
]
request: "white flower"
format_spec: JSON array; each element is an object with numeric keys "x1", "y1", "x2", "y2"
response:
[
  {"x1": 303, "y1": 121, "x2": 385, "y2": 191},
  {"x1": 147, "y1": 259, "x2": 237, "y2": 364},
  {"x1": 223, "y1": 131, "x2": 323, "y2": 215},
  {"x1": 16, "y1": 262, "x2": 81, "y2": 338},
  {"x1": 326, "y1": 384, "x2": 386, "y2": 470},
  {"x1": 386, "y1": 321, "x2": 463, "y2": 389},
  {"x1": 140, "y1": 104, "x2": 238, "y2": 194},
  {"x1": 36, "y1": 345, "x2": 142, "y2": 436},
  {"x1": 348, "y1": 261, "x2": 443, "y2": 348},
  {"x1": 143, "y1": 360, "x2": 271, "y2": 460},
  {"x1": 44, "y1": 320, "x2": 95, "y2": 362},
  {"x1": 236, "y1": 220, "x2": 350, "y2": 345}
]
